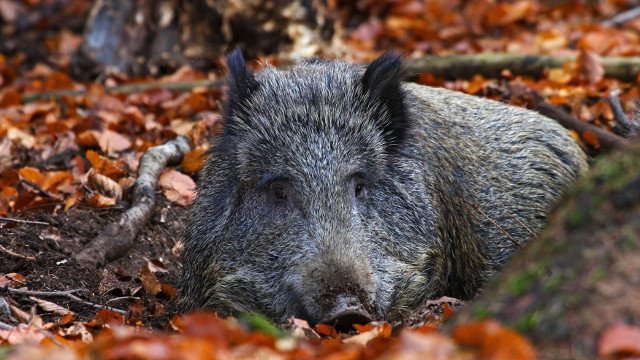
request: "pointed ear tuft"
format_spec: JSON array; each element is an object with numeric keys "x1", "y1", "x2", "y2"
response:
[
  {"x1": 224, "y1": 48, "x2": 259, "y2": 118},
  {"x1": 361, "y1": 52, "x2": 409, "y2": 151}
]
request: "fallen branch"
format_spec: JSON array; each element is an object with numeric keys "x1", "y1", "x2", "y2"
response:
[
  {"x1": 22, "y1": 78, "x2": 224, "y2": 103},
  {"x1": 0, "y1": 244, "x2": 36, "y2": 261},
  {"x1": 74, "y1": 135, "x2": 191, "y2": 268},
  {"x1": 0, "y1": 217, "x2": 49, "y2": 226},
  {"x1": 602, "y1": 6, "x2": 640, "y2": 26},
  {"x1": 3, "y1": 288, "x2": 125, "y2": 315},
  {"x1": 530, "y1": 93, "x2": 631, "y2": 152},
  {"x1": 21, "y1": 54, "x2": 640, "y2": 104},
  {"x1": 0, "y1": 321, "x2": 13, "y2": 330},
  {"x1": 407, "y1": 53, "x2": 640, "y2": 82}
]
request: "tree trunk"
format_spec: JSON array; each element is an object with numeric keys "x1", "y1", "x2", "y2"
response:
[{"x1": 71, "y1": 0, "x2": 335, "y2": 78}]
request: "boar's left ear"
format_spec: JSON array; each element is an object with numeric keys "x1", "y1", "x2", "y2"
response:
[
  {"x1": 224, "y1": 48, "x2": 260, "y2": 122},
  {"x1": 361, "y1": 52, "x2": 409, "y2": 151}
]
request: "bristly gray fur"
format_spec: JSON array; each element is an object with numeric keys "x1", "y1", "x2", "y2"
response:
[{"x1": 179, "y1": 51, "x2": 588, "y2": 324}]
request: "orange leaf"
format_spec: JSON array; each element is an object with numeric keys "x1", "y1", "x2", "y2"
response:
[
  {"x1": 181, "y1": 146, "x2": 208, "y2": 174},
  {"x1": 86, "y1": 193, "x2": 116, "y2": 207},
  {"x1": 2, "y1": 273, "x2": 27, "y2": 286},
  {"x1": 139, "y1": 264, "x2": 161, "y2": 296},
  {"x1": 581, "y1": 130, "x2": 600, "y2": 149},
  {"x1": 316, "y1": 323, "x2": 339, "y2": 338},
  {"x1": 443, "y1": 303, "x2": 455, "y2": 320},
  {"x1": 85, "y1": 150, "x2": 127, "y2": 180},
  {"x1": 18, "y1": 166, "x2": 44, "y2": 186},
  {"x1": 598, "y1": 323, "x2": 640, "y2": 357},
  {"x1": 0, "y1": 88, "x2": 21, "y2": 107},
  {"x1": 453, "y1": 320, "x2": 537, "y2": 360},
  {"x1": 40, "y1": 170, "x2": 72, "y2": 192}
]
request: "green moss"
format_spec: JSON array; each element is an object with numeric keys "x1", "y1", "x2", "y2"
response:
[
  {"x1": 471, "y1": 305, "x2": 491, "y2": 321},
  {"x1": 597, "y1": 160, "x2": 625, "y2": 181},
  {"x1": 543, "y1": 272, "x2": 565, "y2": 293},
  {"x1": 565, "y1": 208, "x2": 587, "y2": 229},
  {"x1": 507, "y1": 260, "x2": 550, "y2": 296},
  {"x1": 588, "y1": 267, "x2": 607, "y2": 286},
  {"x1": 239, "y1": 313, "x2": 288, "y2": 338},
  {"x1": 0, "y1": 346, "x2": 9, "y2": 360},
  {"x1": 514, "y1": 311, "x2": 541, "y2": 332}
]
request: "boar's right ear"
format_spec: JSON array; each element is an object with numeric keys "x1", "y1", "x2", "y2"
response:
[
  {"x1": 361, "y1": 52, "x2": 409, "y2": 152},
  {"x1": 224, "y1": 48, "x2": 259, "y2": 122}
]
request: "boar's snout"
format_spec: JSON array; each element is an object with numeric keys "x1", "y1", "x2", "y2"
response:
[{"x1": 319, "y1": 294, "x2": 374, "y2": 332}]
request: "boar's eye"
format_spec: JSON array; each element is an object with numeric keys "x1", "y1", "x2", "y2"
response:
[
  {"x1": 269, "y1": 182, "x2": 289, "y2": 202},
  {"x1": 352, "y1": 177, "x2": 367, "y2": 199}
]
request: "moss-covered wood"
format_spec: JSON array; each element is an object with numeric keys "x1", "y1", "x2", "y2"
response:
[{"x1": 452, "y1": 142, "x2": 640, "y2": 360}]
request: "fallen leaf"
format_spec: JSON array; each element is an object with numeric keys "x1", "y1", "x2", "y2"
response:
[
  {"x1": 180, "y1": 146, "x2": 208, "y2": 174},
  {"x1": 598, "y1": 323, "x2": 640, "y2": 357},
  {"x1": 98, "y1": 130, "x2": 132, "y2": 153},
  {"x1": 8, "y1": 128, "x2": 36, "y2": 149},
  {"x1": 139, "y1": 265, "x2": 161, "y2": 296},
  {"x1": 88, "y1": 170, "x2": 123, "y2": 200},
  {"x1": 159, "y1": 169, "x2": 196, "y2": 206},
  {"x1": 30, "y1": 297, "x2": 72, "y2": 316},
  {"x1": 452, "y1": 319, "x2": 537, "y2": 360},
  {"x1": 86, "y1": 193, "x2": 116, "y2": 207},
  {"x1": 85, "y1": 150, "x2": 128, "y2": 180},
  {"x1": 578, "y1": 50, "x2": 604, "y2": 84}
]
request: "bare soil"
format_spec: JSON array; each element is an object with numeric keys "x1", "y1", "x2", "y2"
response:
[{"x1": 0, "y1": 196, "x2": 185, "y2": 329}]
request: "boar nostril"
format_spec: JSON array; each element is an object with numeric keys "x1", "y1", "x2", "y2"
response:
[{"x1": 319, "y1": 295, "x2": 373, "y2": 333}]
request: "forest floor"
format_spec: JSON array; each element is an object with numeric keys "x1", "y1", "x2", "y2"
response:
[{"x1": 2, "y1": 0, "x2": 640, "y2": 358}]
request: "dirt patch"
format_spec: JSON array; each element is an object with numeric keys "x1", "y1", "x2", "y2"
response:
[{"x1": 0, "y1": 196, "x2": 185, "y2": 329}]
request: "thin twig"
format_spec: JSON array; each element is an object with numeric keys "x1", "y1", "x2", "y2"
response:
[
  {"x1": 602, "y1": 6, "x2": 640, "y2": 26},
  {"x1": 105, "y1": 296, "x2": 139, "y2": 305},
  {"x1": 0, "y1": 217, "x2": 49, "y2": 226},
  {"x1": 0, "y1": 244, "x2": 36, "y2": 261},
  {"x1": 3, "y1": 288, "x2": 125, "y2": 314},
  {"x1": 20, "y1": 178, "x2": 60, "y2": 199},
  {"x1": 510, "y1": 213, "x2": 537, "y2": 238},
  {"x1": 607, "y1": 89, "x2": 639, "y2": 137},
  {"x1": 474, "y1": 204, "x2": 521, "y2": 248}
]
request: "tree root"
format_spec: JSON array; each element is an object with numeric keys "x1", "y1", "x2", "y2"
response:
[{"x1": 74, "y1": 136, "x2": 191, "y2": 269}]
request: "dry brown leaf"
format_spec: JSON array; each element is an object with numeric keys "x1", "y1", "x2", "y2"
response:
[
  {"x1": 382, "y1": 330, "x2": 458, "y2": 360},
  {"x1": 452, "y1": 320, "x2": 537, "y2": 360},
  {"x1": 86, "y1": 193, "x2": 116, "y2": 207},
  {"x1": 7, "y1": 126, "x2": 35, "y2": 148},
  {"x1": 180, "y1": 146, "x2": 208, "y2": 174},
  {"x1": 139, "y1": 265, "x2": 161, "y2": 296},
  {"x1": 577, "y1": 50, "x2": 604, "y2": 84},
  {"x1": 598, "y1": 323, "x2": 640, "y2": 357},
  {"x1": 159, "y1": 169, "x2": 196, "y2": 206},
  {"x1": 98, "y1": 130, "x2": 132, "y2": 153},
  {"x1": 58, "y1": 323, "x2": 93, "y2": 343},
  {"x1": 30, "y1": 296, "x2": 72, "y2": 316},
  {"x1": 88, "y1": 170, "x2": 123, "y2": 200}
]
